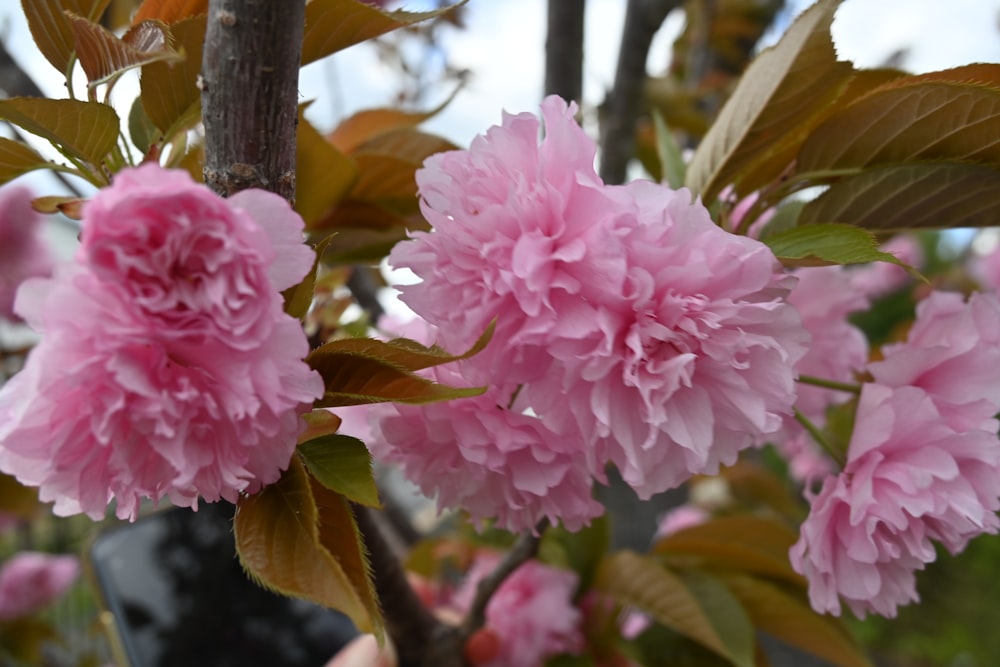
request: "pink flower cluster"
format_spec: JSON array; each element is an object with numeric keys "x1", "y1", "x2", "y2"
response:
[
  {"x1": 0, "y1": 165, "x2": 323, "y2": 520},
  {"x1": 451, "y1": 554, "x2": 584, "y2": 667},
  {"x1": 0, "y1": 552, "x2": 79, "y2": 620},
  {"x1": 377, "y1": 96, "x2": 808, "y2": 531},
  {"x1": 791, "y1": 292, "x2": 1000, "y2": 618},
  {"x1": 0, "y1": 185, "x2": 53, "y2": 322}
]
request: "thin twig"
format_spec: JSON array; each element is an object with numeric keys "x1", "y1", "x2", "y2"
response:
[{"x1": 460, "y1": 518, "x2": 549, "y2": 638}]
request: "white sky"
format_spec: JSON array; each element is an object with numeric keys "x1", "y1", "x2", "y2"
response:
[
  {"x1": 0, "y1": 0, "x2": 997, "y2": 238},
  {"x1": 3, "y1": 1, "x2": 999, "y2": 152}
]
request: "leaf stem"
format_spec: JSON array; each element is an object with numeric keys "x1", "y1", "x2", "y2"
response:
[
  {"x1": 797, "y1": 374, "x2": 862, "y2": 394},
  {"x1": 794, "y1": 408, "x2": 846, "y2": 468}
]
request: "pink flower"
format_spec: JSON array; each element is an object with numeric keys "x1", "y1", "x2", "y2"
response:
[
  {"x1": 390, "y1": 96, "x2": 628, "y2": 386},
  {"x1": 0, "y1": 165, "x2": 323, "y2": 520},
  {"x1": 868, "y1": 291, "x2": 1000, "y2": 432},
  {"x1": 0, "y1": 552, "x2": 79, "y2": 620},
  {"x1": 790, "y1": 384, "x2": 1000, "y2": 618},
  {"x1": 387, "y1": 96, "x2": 808, "y2": 517},
  {"x1": 452, "y1": 554, "x2": 584, "y2": 666},
  {"x1": 0, "y1": 185, "x2": 53, "y2": 322},
  {"x1": 370, "y1": 364, "x2": 602, "y2": 533},
  {"x1": 776, "y1": 431, "x2": 837, "y2": 484},
  {"x1": 533, "y1": 180, "x2": 809, "y2": 497}
]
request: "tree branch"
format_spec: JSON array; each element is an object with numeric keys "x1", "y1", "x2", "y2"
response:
[
  {"x1": 351, "y1": 503, "x2": 455, "y2": 667},
  {"x1": 599, "y1": 0, "x2": 681, "y2": 184},
  {"x1": 201, "y1": 0, "x2": 305, "y2": 200},
  {"x1": 459, "y1": 519, "x2": 549, "y2": 638},
  {"x1": 545, "y1": 0, "x2": 586, "y2": 103}
]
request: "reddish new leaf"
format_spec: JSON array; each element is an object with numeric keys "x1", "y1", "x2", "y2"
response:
[
  {"x1": 68, "y1": 16, "x2": 184, "y2": 87},
  {"x1": 132, "y1": 0, "x2": 208, "y2": 24},
  {"x1": 302, "y1": 0, "x2": 466, "y2": 65}
]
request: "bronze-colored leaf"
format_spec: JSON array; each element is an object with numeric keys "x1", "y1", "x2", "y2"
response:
[
  {"x1": 349, "y1": 130, "x2": 455, "y2": 215},
  {"x1": 22, "y1": 0, "x2": 111, "y2": 74},
  {"x1": 798, "y1": 82, "x2": 1000, "y2": 173},
  {"x1": 0, "y1": 473, "x2": 39, "y2": 520},
  {"x1": 68, "y1": 15, "x2": 184, "y2": 87},
  {"x1": 0, "y1": 138, "x2": 51, "y2": 185},
  {"x1": 328, "y1": 95, "x2": 453, "y2": 154},
  {"x1": 132, "y1": 0, "x2": 208, "y2": 24},
  {"x1": 653, "y1": 515, "x2": 805, "y2": 587},
  {"x1": 723, "y1": 575, "x2": 872, "y2": 667},
  {"x1": 298, "y1": 409, "x2": 343, "y2": 444},
  {"x1": 302, "y1": 0, "x2": 467, "y2": 65},
  {"x1": 684, "y1": 0, "x2": 851, "y2": 201},
  {"x1": 306, "y1": 336, "x2": 487, "y2": 407},
  {"x1": 0, "y1": 97, "x2": 119, "y2": 167},
  {"x1": 32, "y1": 195, "x2": 85, "y2": 219},
  {"x1": 316, "y1": 321, "x2": 494, "y2": 373},
  {"x1": 140, "y1": 15, "x2": 206, "y2": 139},
  {"x1": 308, "y1": 477, "x2": 383, "y2": 638},
  {"x1": 797, "y1": 163, "x2": 1000, "y2": 232},
  {"x1": 234, "y1": 457, "x2": 381, "y2": 636},
  {"x1": 296, "y1": 112, "x2": 358, "y2": 228},
  {"x1": 595, "y1": 551, "x2": 754, "y2": 667}
]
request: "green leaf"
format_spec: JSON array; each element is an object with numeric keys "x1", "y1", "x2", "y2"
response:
[
  {"x1": 679, "y1": 570, "x2": 756, "y2": 667},
  {"x1": 234, "y1": 457, "x2": 382, "y2": 638},
  {"x1": 595, "y1": 551, "x2": 754, "y2": 667},
  {"x1": 282, "y1": 235, "x2": 334, "y2": 319},
  {"x1": 68, "y1": 15, "x2": 185, "y2": 88},
  {"x1": 764, "y1": 223, "x2": 907, "y2": 268},
  {"x1": 22, "y1": 0, "x2": 111, "y2": 74},
  {"x1": 0, "y1": 97, "x2": 119, "y2": 167},
  {"x1": 797, "y1": 162, "x2": 1000, "y2": 232},
  {"x1": 684, "y1": 0, "x2": 851, "y2": 201},
  {"x1": 306, "y1": 335, "x2": 489, "y2": 407},
  {"x1": 798, "y1": 77, "x2": 1000, "y2": 174},
  {"x1": 302, "y1": 0, "x2": 467, "y2": 65},
  {"x1": 298, "y1": 409, "x2": 343, "y2": 443},
  {"x1": 140, "y1": 15, "x2": 206, "y2": 139},
  {"x1": 299, "y1": 434, "x2": 380, "y2": 508},
  {"x1": 128, "y1": 94, "x2": 158, "y2": 155},
  {"x1": 296, "y1": 112, "x2": 358, "y2": 228},
  {"x1": 0, "y1": 138, "x2": 51, "y2": 184},
  {"x1": 723, "y1": 575, "x2": 872, "y2": 667},
  {"x1": 653, "y1": 515, "x2": 805, "y2": 587},
  {"x1": 652, "y1": 110, "x2": 686, "y2": 189}
]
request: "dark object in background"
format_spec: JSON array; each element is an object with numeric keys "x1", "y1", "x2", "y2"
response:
[{"x1": 88, "y1": 501, "x2": 357, "y2": 667}]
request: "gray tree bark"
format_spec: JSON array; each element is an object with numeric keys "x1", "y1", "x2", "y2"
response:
[
  {"x1": 545, "y1": 0, "x2": 586, "y2": 104},
  {"x1": 201, "y1": 0, "x2": 305, "y2": 201}
]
